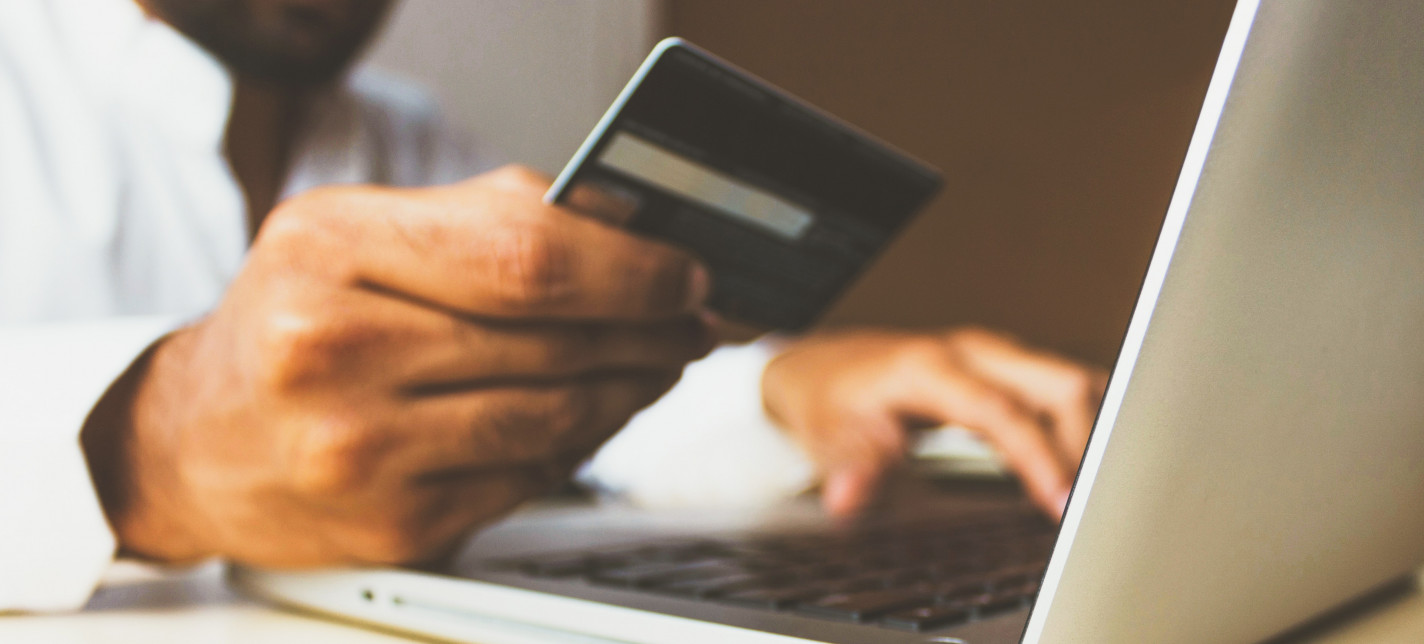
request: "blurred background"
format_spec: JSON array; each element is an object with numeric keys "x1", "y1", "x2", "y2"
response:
[{"x1": 366, "y1": 0, "x2": 1235, "y2": 367}]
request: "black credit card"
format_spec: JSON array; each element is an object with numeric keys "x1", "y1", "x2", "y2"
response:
[{"x1": 546, "y1": 38, "x2": 942, "y2": 330}]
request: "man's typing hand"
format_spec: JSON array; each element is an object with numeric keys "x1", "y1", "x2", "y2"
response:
[
  {"x1": 761, "y1": 328, "x2": 1107, "y2": 520},
  {"x1": 81, "y1": 166, "x2": 714, "y2": 567}
]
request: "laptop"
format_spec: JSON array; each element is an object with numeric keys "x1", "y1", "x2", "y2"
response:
[{"x1": 230, "y1": 1, "x2": 1424, "y2": 642}]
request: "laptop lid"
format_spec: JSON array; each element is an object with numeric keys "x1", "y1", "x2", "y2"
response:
[
  {"x1": 1029, "y1": 1, "x2": 1424, "y2": 641},
  {"x1": 234, "y1": 2, "x2": 1424, "y2": 643}
]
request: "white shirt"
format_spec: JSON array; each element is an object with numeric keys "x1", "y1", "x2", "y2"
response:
[{"x1": 0, "y1": 0, "x2": 814, "y2": 613}]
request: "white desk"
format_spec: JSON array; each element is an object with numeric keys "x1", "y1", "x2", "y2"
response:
[
  {"x1": 0, "y1": 563, "x2": 412, "y2": 644},
  {"x1": 4, "y1": 562, "x2": 1424, "y2": 643}
]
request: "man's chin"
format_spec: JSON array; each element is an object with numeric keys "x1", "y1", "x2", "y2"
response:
[
  {"x1": 221, "y1": 49, "x2": 354, "y2": 88},
  {"x1": 141, "y1": 0, "x2": 392, "y2": 89}
]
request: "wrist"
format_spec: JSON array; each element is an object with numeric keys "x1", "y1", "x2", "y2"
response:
[{"x1": 80, "y1": 333, "x2": 209, "y2": 563}]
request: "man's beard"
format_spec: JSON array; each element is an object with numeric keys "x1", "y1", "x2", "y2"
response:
[{"x1": 142, "y1": 0, "x2": 393, "y2": 88}]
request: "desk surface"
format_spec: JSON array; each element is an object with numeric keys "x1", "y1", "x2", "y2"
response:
[{"x1": 4, "y1": 562, "x2": 1424, "y2": 643}]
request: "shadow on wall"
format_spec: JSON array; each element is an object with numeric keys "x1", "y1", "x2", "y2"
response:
[
  {"x1": 365, "y1": 0, "x2": 658, "y2": 175},
  {"x1": 664, "y1": 0, "x2": 1235, "y2": 365}
]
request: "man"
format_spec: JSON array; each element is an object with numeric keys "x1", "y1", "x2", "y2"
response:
[{"x1": 0, "y1": 0, "x2": 1105, "y2": 612}]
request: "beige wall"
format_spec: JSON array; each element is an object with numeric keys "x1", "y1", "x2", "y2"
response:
[
  {"x1": 364, "y1": 1, "x2": 1236, "y2": 366},
  {"x1": 364, "y1": 0, "x2": 660, "y2": 174},
  {"x1": 665, "y1": 1, "x2": 1234, "y2": 365}
]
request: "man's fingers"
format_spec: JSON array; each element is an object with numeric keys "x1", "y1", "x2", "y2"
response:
[
  {"x1": 763, "y1": 391, "x2": 905, "y2": 519},
  {"x1": 562, "y1": 180, "x2": 639, "y2": 227},
  {"x1": 316, "y1": 287, "x2": 713, "y2": 386},
  {"x1": 822, "y1": 466, "x2": 884, "y2": 518},
  {"x1": 759, "y1": 329, "x2": 1097, "y2": 521},
  {"x1": 387, "y1": 373, "x2": 678, "y2": 475},
  {"x1": 946, "y1": 329, "x2": 1107, "y2": 469},
  {"x1": 401, "y1": 315, "x2": 714, "y2": 390},
  {"x1": 808, "y1": 415, "x2": 906, "y2": 517},
  {"x1": 803, "y1": 415, "x2": 907, "y2": 473},
  {"x1": 409, "y1": 450, "x2": 590, "y2": 566},
  {"x1": 248, "y1": 287, "x2": 712, "y2": 393},
  {"x1": 897, "y1": 359, "x2": 1073, "y2": 518},
  {"x1": 259, "y1": 166, "x2": 710, "y2": 321},
  {"x1": 330, "y1": 467, "x2": 547, "y2": 566}
]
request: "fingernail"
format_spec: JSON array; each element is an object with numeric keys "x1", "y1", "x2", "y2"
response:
[
  {"x1": 1056, "y1": 489, "x2": 1072, "y2": 517},
  {"x1": 698, "y1": 308, "x2": 723, "y2": 330},
  {"x1": 686, "y1": 264, "x2": 711, "y2": 309}
]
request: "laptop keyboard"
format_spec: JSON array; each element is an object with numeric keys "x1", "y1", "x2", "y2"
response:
[{"x1": 488, "y1": 513, "x2": 1055, "y2": 633}]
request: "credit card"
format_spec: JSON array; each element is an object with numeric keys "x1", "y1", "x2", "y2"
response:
[{"x1": 547, "y1": 38, "x2": 942, "y2": 330}]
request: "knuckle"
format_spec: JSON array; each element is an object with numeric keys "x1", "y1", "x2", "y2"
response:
[
  {"x1": 255, "y1": 196, "x2": 316, "y2": 247},
  {"x1": 253, "y1": 209, "x2": 305, "y2": 252},
  {"x1": 250, "y1": 190, "x2": 360, "y2": 281},
  {"x1": 256, "y1": 307, "x2": 357, "y2": 391},
  {"x1": 893, "y1": 337, "x2": 948, "y2": 374},
  {"x1": 255, "y1": 309, "x2": 326, "y2": 391},
  {"x1": 488, "y1": 220, "x2": 576, "y2": 310},
  {"x1": 289, "y1": 416, "x2": 377, "y2": 497},
  {"x1": 945, "y1": 326, "x2": 1003, "y2": 350},
  {"x1": 905, "y1": 335, "x2": 947, "y2": 358},
  {"x1": 487, "y1": 164, "x2": 548, "y2": 192},
  {"x1": 258, "y1": 190, "x2": 340, "y2": 247}
]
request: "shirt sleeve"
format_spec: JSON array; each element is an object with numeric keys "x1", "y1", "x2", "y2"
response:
[
  {"x1": 579, "y1": 336, "x2": 820, "y2": 509},
  {"x1": 0, "y1": 317, "x2": 177, "y2": 612}
]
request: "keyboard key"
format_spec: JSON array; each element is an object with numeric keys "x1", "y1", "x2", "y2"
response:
[
  {"x1": 794, "y1": 586, "x2": 939, "y2": 622},
  {"x1": 588, "y1": 561, "x2": 698, "y2": 587},
  {"x1": 717, "y1": 584, "x2": 831, "y2": 609},
  {"x1": 492, "y1": 511, "x2": 1057, "y2": 633},
  {"x1": 600, "y1": 559, "x2": 764, "y2": 588},
  {"x1": 524, "y1": 556, "x2": 594, "y2": 578},
  {"x1": 783, "y1": 563, "x2": 859, "y2": 582},
  {"x1": 969, "y1": 590, "x2": 1029, "y2": 618},
  {"x1": 877, "y1": 566, "x2": 937, "y2": 587},
  {"x1": 718, "y1": 574, "x2": 886, "y2": 609},
  {"x1": 881, "y1": 601, "x2": 974, "y2": 632},
  {"x1": 655, "y1": 572, "x2": 790, "y2": 598},
  {"x1": 931, "y1": 575, "x2": 996, "y2": 599}
]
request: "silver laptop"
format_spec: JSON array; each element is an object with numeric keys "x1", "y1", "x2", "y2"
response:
[{"x1": 231, "y1": 2, "x2": 1424, "y2": 642}]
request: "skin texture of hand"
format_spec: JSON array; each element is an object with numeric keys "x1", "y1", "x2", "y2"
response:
[
  {"x1": 761, "y1": 328, "x2": 1108, "y2": 520},
  {"x1": 81, "y1": 165, "x2": 714, "y2": 568}
]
